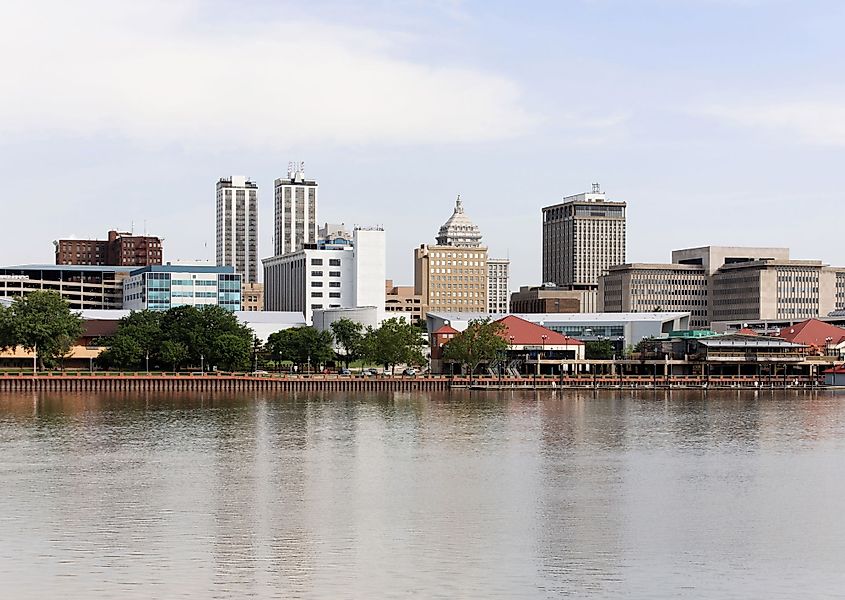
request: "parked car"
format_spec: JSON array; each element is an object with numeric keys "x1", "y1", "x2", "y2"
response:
[
  {"x1": 362, "y1": 368, "x2": 378, "y2": 377},
  {"x1": 402, "y1": 368, "x2": 417, "y2": 376},
  {"x1": 339, "y1": 368, "x2": 351, "y2": 375}
]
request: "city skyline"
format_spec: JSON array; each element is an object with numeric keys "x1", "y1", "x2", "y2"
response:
[{"x1": 2, "y1": 0, "x2": 845, "y2": 289}]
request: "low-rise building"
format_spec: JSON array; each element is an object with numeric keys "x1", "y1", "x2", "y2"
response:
[
  {"x1": 0, "y1": 264, "x2": 133, "y2": 309},
  {"x1": 509, "y1": 284, "x2": 583, "y2": 314},
  {"x1": 430, "y1": 314, "x2": 585, "y2": 375},
  {"x1": 426, "y1": 311, "x2": 691, "y2": 349},
  {"x1": 122, "y1": 265, "x2": 242, "y2": 312},
  {"x1": 385, "y1": 280, "x2": 423, "y2": 323}
]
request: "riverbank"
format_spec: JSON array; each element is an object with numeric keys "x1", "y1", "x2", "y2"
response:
[{"x1": 0, "y1": 372, "x2": 834, "y2": 392}]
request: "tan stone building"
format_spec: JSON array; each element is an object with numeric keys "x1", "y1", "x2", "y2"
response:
[
  {"x1": 385, "y1": 279, "x2": 423, "y2": 323},
  {"x1": 599, "y1": 264, "x2": 709, "y2": 328},
  {"x1": 414, "y1": 197, "x2": 488, "y2": 315},
  {"x1": 599, "y1": 246, "x2": 845, "y2": 327},
  {"x1": 241, "y1": 282, "x2": 264, "y2": 312}
]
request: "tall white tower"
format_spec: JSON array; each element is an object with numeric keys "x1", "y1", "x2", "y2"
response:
[
  {"x1": 216, "y1": 176, "x2": 259, "y2": 283},
  {"x1": 274, "y1": 162, "x2": 318, "y2": 255}
]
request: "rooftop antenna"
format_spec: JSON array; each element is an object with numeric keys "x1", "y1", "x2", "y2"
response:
[{"x1": 592, "y1": 182, "x2": 602, "y2": 194}]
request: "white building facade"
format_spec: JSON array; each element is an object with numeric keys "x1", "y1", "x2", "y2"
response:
[
  {"x1": 487, "y1": 258, "x2": 510, "y2": 314},
  {"x1": 263, "y1": 228, "x2": 385, "y2": 324},
  {"x1": 216, "y1": 176, "x2": 258, "y2": 283},
  {"x1": 123, "y1": 265, "x2": 242, "y2": 312},
  {"x1": 274, "y1": 162, "x2": 318, "y2": 256}
]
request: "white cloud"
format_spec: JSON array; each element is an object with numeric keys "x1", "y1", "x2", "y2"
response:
[
  {"x1": 0, "y1": 0, "x2": 536, "y2": 147},
  {"x1": 702, "y1": 101, "x2": 845, "y2": 146}
]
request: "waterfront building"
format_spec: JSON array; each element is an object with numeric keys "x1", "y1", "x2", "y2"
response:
[
  {"x1": 274, "y1": 162, "x2": 318, "y2": 256},
  {"x1": 55, "y1": 230, "x2": 163, "y2": 267},
  {"x1": 487, "y1": 258, "x2": 510, "y2": 314},
  {"x1": 425, "y1": 311, "x2": 690, "y2": 349},
  {"x1": 414, "y1": 197, "x2": 489, "y2": 315},
  {"x1": 122, "y1": 265, "x2": 242, "y2": 312},
  {"x1": 541, "y1": 184, "x2": 626, "y2": 311},
  {"x1": 263, "y1": 228, "x2": 385, "y2": 324},
  {"x1": 600, "y1": 246, "x2": 845, "y2": 326},
  {"x1": 216, "y1": 176, "x2": 259, "y2": 283},
  {"x1": 775, "y1": 318, "x2": 845, "y2": 357},
  {"x1": 0, "y1": 264, "x2": 133, "y2": 309},
  {"x1": 509, "y1": 284, "x2": 584, "y2": 314},
  {"x1": 430, "y1": 314, "x2": 585, "y2": 375}
]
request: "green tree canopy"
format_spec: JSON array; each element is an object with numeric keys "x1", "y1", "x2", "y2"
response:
[
  {"x1": 0, "y1": 304, "x2": 14, "y2": 350},
  {"x1": 158, "y1": 340, "x2": 189, "y2": 371},
  {"x1": 362, "y1": 317, "x2": 425, "y2": 374},
  {"x1": 330, "y1": 318, "x2": 364, "y2": 367},
  {"x1": 584, "y1": 340, "x2": 614, "y2": 360},
  {"x1": 266, "y1": 327, "x2": 334, "y2": 371},
  {"x1": 98, "y1": 306, "x2": 254, "y2": 371},
  {"x1": 98, "y1": 335, "x2": 144, "y2": 370},
  {"x1": 5, "y1": 291, "x2": 84, "y2": 369},
  {"x1": 442, "y1": 318, "x2": 508, "y2": 379}
]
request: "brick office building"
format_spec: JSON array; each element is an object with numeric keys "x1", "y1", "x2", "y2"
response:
[{"x1": 55, "y1": 230, "x2": 163, "y2": 267}]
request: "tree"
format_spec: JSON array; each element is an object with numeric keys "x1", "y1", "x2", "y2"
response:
[
  {"x1": 6, "y1": 291, "x2": 83, "y2": 369},
  {"x1": 0, "y1": 304, "x2": 14, "y2": 350},
  {"x1": 362, "y1": 317, "x2": 426, "y2": 374},
  {"x1": 585, "y1": 340, "x2": 614, "y2": 360},
  {"x1": 266, "y1": 328, "x2": 297, "y2": 370},
  {"x1": 98, "y1": 335, "x2": 143, "y2": 370},
  {"x1": 330, "y1": 318, "x2": 363, "y2": 367},
  {"x1": 159, "y1": 305, "x2": 253, "y2": 369},
  {"x1": 266, "y1": 327, "x2": 334, "y2": 372},
  {"x1": 99, "y1": 310, "x2": 162, "y2": 370},
  {"x1": 158, "y1": 340, "x2": 188, "y2": 371},
  {"x1": 442, "y1": 318, "x2": 508, "y2": 381},
  {"x1": 212, "y1": 333, "x2": 251, "y2": 371}
]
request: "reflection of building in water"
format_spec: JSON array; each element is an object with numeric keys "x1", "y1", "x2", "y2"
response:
[{"x1": 535, "y1": 392, "x2": 626, "y2": 595}]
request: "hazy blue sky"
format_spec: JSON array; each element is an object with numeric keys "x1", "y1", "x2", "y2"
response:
[{"x1": 2, "y1": 0, "x2": 844, "y2": 287}]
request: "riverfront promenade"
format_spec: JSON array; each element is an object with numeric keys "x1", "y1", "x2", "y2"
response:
[{"x1": 0, "y1": 372, "x2": 831, "y2": 392}]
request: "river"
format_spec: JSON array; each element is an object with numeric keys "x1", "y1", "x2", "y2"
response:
[{"x1": 1, "y1": 390, "x2": 844, "y2": 599}]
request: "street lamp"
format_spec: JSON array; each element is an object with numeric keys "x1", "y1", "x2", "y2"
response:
[
  {"x1": 200, "y1": 354, "x2": 204, "y2": 373},
  {"x1": 146, "y1": 351, "x2": 150, "y2": 373},
  {"x1": 509, "y1": 336, "x2": 515, "y2": 378},
  {"x1": 540, "y1": 334, "x2": 548, "y2": 378}
]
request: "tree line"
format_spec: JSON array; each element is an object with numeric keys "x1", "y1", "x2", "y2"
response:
[{"x1": 1, "y1": 291, "x2": 427, "y2": 373}]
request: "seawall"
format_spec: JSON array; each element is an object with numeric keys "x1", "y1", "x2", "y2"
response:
[{"x1": 0, "y1": 373, "x2": 831, "y2": 392}]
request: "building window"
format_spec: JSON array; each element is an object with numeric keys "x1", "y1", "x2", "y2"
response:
[
  {"x1": 329, "y1": 259, "x2": 341, "y2": 266},
  {"x1": 311, "y1": 259, "x2": 323, "y2": 266}
]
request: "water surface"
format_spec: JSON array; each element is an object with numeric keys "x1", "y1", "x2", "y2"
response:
[{"x1": 1, "y1": 390, "x2": 844, "y2": 598}]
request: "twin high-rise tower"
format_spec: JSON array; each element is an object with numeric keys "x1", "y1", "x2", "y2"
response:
[{"x1": 216, "y1": 176, "x2": 259, "y2": 284}]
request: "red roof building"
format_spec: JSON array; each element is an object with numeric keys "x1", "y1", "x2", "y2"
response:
[
  {"x1": 776, "y1": 319, "x2": 845, "y2": 351},
  {"x1": 494, "y1": 315, "x2": 584, "y2": 351}
]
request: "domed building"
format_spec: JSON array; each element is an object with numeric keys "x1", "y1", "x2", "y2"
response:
[
  {"x1": 435, "y1": 196, "x2": 483, "y2": 247},
  {"x1": 413, "y1": 195, "x2": 495, "y2": 316}
]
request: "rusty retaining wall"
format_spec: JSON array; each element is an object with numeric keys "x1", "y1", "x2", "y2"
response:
[{"x1": 0, "y1": 375, "x2": 454, "y2": 393}]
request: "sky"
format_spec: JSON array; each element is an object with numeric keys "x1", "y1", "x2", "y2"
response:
[{"x1": 2, "y1": 0, "x2": 845, "y2": 288}]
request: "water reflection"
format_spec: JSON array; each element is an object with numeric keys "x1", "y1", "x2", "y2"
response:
[{"x1": 0, "y1": 390, "x2": 844, "y2": 598}]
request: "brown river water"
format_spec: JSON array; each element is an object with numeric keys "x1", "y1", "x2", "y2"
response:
[{"x1": 1, "y1": 389, "x2": 844, "y2": 599}]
